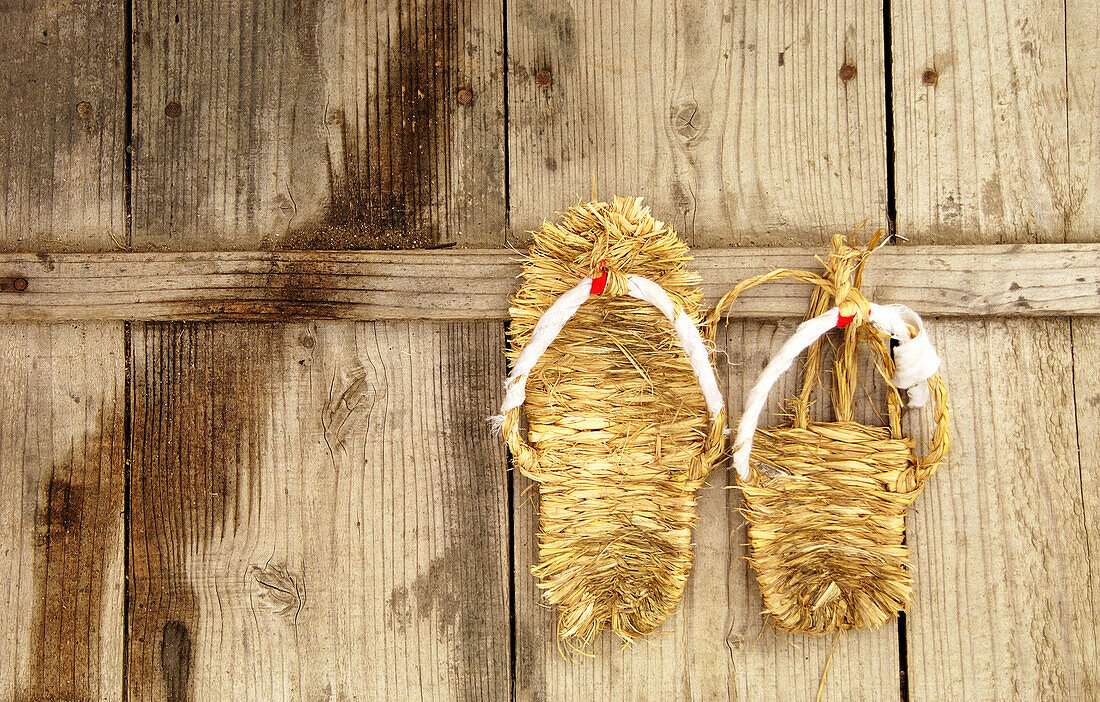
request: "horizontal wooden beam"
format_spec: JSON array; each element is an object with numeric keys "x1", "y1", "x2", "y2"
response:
[{"x1": 0, "y1": 244, "x2": 1095, "y2": 321}]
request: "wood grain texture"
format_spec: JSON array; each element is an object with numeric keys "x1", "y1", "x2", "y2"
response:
[
  {"x1": 0, "y1": 243, "x2": 1097, "y2": 321},
  {"x1": 132, "y1": 0, "x2": 505, "y2": 250},
  {"x1": 1070, "y1": 318, "x2": 1100, "y2": 696},
  {"x1": 1067, "y1": 0, "x2": 1100, "y2": 241},
  {"x1": 894, "y1": 6, "x2": 1098, "y2": 698},
  {"x1": 506, "y1": 0, "x2": 888, "y2": 247},
  {"x1": 129, "y1": 320, "x2": 511, "y2": 701},
  {"x1": 0, "y1": 323, "x2": 126, "y2": 702},
  {"x1": 904, "y1": 319, "x2": 1098, "y2": 700},
  {"x1": 0, "y1": 0, "x2": 127, "y2": 252},
  {"x1": 890, "y1": 0, "x2": 1071, "y2": 243}
]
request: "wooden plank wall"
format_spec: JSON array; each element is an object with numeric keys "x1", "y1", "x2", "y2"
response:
[{"x1": 0, "y1": 0, "x2": 1097, "y2": 700}]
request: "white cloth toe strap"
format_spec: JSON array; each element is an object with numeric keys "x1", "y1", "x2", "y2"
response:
[{"x1": 496, "y1": 274, "x2": 724, "y2": 420}]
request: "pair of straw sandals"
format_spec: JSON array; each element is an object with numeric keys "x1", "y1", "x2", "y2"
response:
[{"x1": 494, "y1": 197, "x2": 950, "y2": 649}]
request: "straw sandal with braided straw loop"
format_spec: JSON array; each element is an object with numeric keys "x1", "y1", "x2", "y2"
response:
[
  {"x1": 493, "y1": 197, "x2": 727, "y2": 649},
  {"x1": 705, "y1": 233, "x2": 950, "y2": 634}
]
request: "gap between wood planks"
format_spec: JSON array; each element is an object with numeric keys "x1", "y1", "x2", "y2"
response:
[{"x1": 0, "y1": 243, "x2": 1096, "y2": 322}]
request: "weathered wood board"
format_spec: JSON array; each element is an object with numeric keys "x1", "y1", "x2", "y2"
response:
[
  {"x1": 0, "y1": 1, "x2": 127, "y2": 253},
  {"x1": 1067, "y1": 0, "x2": 1100, "y2": 242},
  {"x1": 0, "y1": 244, "x2": 1098, "y2": 322},
  {"x1": 507, "y1": 3, "x2": 899, "y2": 697},
  {"x1": 0, "y1": 323, "x2": 126, "y2": 702},
  {"x1": 0, "y1": 0, "x2": 1098, "y2": 699},
  {"x1": 890, "y1": 0, "x2": 1071, "y2": 243},
  {"x1": 892, "y1": 2, "x2": 1099, "y2": 699},
  {"x1": 904, "y1": 319, "x2": 1098, "y2": 700},
  {"x1": 127, "y1": 1, "x2": 512, "y2": 699},
  {"x1": 129, "y1": 321, "x2": 511, "y2": 701},
  {"x1": 132, "y1": 0, "x2": 505, "y2": 250},
  {"x1": 506, "y1": 0, "x2": 889, "y2": 247},
  {"x1": 0, "y1": 2, "x2": 128, "y2": 700}
]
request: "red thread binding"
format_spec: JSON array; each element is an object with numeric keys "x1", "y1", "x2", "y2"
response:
[{"x1": 590, "y1": 259, "x2": 608, "y2": 295}]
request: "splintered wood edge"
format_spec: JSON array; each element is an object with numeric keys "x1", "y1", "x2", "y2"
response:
[{"x1": 0, "y1": 244, "x2": 1095, "y2": 321}]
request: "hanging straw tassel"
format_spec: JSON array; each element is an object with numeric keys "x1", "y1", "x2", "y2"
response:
[
  {"x1": 708, "y1": 234, "x2": 951, "y2": 634},
  {"x1": 499, "y1": 197, "x2": 726, "y2": 649}
]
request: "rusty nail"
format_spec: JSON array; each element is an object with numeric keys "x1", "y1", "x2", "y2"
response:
[
  {"x1": 77, "y1": 101, "x2": 92, "y2": 120},
  {"x1": 838, "y1": 64, "x2": 857, "y2": 82},
  {"x1": 922, "y1": 69, "x2": 938, "y2": 86},
  {"x1": 535, "y1": 69, "x2": 552, "y2": 87},
  {"x1": 165, "y1": 101, "x2": 182, "y2": 118},
  {"x1": 13, "y1": 277, "x2": 28, "y2": 292},
  {"x1": 457, "y1": 87, "x2": 474, "y2": 105}
]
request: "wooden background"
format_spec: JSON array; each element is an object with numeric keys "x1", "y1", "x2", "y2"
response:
[{"x1": 0, "y1": 0, "x2": 1097, "y2": 700}]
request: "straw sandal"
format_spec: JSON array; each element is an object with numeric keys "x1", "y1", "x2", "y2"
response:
[
  {"x1": 707, "y1": 234, "x2": 951, "y2": 634},
  {"x1": 494, "y1": 197, "x2": 727, "y2": 648}
]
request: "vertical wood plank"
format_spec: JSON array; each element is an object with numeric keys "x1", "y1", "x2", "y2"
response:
[
  {"x1": 508, "y1": 2, "x2": 893, "y2": 696},
  {"x1": 506, "y1": 0, "x2": 888, "y2": 246},
  {"x1": 0, "y1": 1, "x2": 127, "y2": 252},
  {"x1": 890, "y1": 0, "x2": 1070, "y2": 243},
  {"x1": 132, "y1": 0, "x2": 505, "y2": 250},
  {"x1": 0, "y1": 2, "x2": 127, "y2": 699},
  {"x1": 1067, "y1": 0, "x2": 1100, "y2": 241},
  {"x1": 0, "y1": 323, "x2": 126, "y2": 701},
  {"x1": 129, "y1": 321, "x2": 511, "y2": 701},
  {"x1": 1065, "y1": 15, "x2": 1100, "y2": 692},
  {"x1": 894, "y1": 4, "x2": 1097, "y2": 698},
  {"x1": 903, "y1": 319, "x2": 1098, "y2": 700},
  {"x1": 1069, "y1": 318, "x2": 1100, "y2": 695}
]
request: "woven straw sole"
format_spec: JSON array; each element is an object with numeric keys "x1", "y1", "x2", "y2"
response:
[{"x1": 742, "y1": 421, "x2": 919, "y2": 634}]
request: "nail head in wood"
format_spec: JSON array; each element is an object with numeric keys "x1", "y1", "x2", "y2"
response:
[{"x1": 838, "y1": 64, "x2": 857, "y2": 82}]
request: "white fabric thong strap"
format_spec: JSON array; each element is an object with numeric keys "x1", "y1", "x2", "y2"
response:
[
  {"x1": 497, "y1": 275, "x2": 725, "y2": 420},
  {"x1": 731, "y1": 303, "x2": 941, "y2": 480}
]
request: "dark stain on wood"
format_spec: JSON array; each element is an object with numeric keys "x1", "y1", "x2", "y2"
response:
[
  {"x1": 278, "y1": 0, "x2": 465, "y2": 250},
  {"x1": 160, "y1": 620, "x2": 192, "y2": 702},
  {"x1": 20, "y1": 373, "x2": 125, "y2": 701},
  {"x1": 37, "y1": 477, "x2": 84, "y2": 542},
  {"x1": 130, "y1": 323, "x2": 278, "y2": 698}
]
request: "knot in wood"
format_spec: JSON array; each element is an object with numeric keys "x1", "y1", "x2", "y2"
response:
[{"x1": 248, "y1": 563, "x2": 303, "y2": 617}]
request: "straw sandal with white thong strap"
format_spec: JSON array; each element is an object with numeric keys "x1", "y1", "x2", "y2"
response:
[
  {"x1": 705, "y1": 233, "x2": 951, "y2": 634},
  {"x1": 493, "y1": 197, "x2": 726, "y2": 649}
]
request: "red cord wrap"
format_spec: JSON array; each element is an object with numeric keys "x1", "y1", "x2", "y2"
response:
[{"x1": 590, "y1": 260, "x2": 608, "y2": 295}]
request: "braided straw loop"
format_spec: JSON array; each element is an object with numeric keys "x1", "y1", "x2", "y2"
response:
[
  {"x1": 506, "y1": 197, "x2": 725, "y2": 648},
  {"x1": 715, "y1": 234, "x2": 950, "y2": 635}
]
